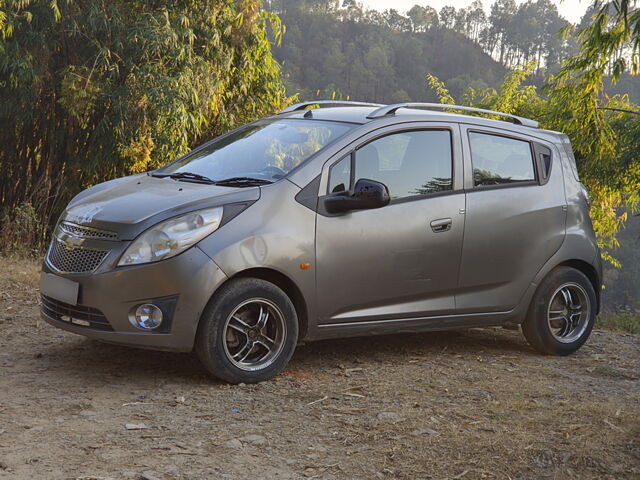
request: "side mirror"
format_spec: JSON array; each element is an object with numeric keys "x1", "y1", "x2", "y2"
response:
[{"x1": 324, "y1": 178, "x2": 390, "y2": 214}]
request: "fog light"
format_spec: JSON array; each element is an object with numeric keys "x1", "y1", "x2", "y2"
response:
[{"x1": 132, "y1": 304, "x2": 163, "y2": 330}]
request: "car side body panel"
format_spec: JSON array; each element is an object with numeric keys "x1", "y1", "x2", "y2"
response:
[
  {"x1": 455, "y1": 125, "x2": 568, "y2": 313},
  {"x1": 196, "y1": 179, "x2": 319, "y2": 335}
]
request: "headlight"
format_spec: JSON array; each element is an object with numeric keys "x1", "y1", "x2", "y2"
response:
[{"x1": 118, "y1": 207, "x2": 223, "y2": 266}]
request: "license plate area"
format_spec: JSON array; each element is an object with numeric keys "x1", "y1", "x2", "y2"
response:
[{"x1": 40, "y1": 272, "x2": 79, "y2": 306}]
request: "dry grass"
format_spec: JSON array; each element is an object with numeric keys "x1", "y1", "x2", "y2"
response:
[{"x1": 598, "y1": 311, "x2": 640, "y2": 334}]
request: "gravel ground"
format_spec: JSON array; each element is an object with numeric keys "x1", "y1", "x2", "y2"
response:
[{"x1": 0, "y1": 259, "x2": 638, "y2": 480}]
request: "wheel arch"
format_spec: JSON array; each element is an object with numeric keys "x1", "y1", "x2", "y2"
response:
[
  {"x1": 228, "y1": 267, "x2": 309, "y2": 340},
  {"x1": 556, "y1": 259, "x2": 602, "y2": 314},
  {"x1": 517, "y1": 255, "x2": 602, "y2": 329}
]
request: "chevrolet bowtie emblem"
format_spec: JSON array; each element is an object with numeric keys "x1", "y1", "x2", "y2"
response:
[{"x1": 55, "y1": 231, "x2": 85, "y2": 248}]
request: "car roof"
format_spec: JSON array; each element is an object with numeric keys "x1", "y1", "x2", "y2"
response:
[{"x1": 275, "y1": 103, "x2": 566, "y2": 141}]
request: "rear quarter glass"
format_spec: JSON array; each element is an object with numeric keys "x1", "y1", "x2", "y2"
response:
[{"x1": 560, "y1": 135, "x2": 580, "y2": 181}]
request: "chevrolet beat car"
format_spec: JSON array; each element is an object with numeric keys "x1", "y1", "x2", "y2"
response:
[{"x1": 40, "y1": 101, "x2": 602, "y2": 383}]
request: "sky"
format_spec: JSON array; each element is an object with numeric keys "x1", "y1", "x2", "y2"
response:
[{"x1": 359, "y1": 0, "x2": 590, "y2": 24}]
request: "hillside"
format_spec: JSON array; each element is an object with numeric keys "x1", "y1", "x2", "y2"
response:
[
  {"x1": 269, "y1": 3, "x2": 640, "y2": 103},
  {"x1": 272, "y1": 10, "x2": 507, "y2": 102}
]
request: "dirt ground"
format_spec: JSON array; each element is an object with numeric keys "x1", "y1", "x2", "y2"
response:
[{"x1": 0, "y1": 259, "x2": 638, "y2": 480}]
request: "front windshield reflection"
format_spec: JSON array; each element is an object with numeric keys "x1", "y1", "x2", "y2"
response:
[{"x1": 159, "y1": 119, "x2": 354, "y2": 182}]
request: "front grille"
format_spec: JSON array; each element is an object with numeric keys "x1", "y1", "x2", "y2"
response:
[
  {"x1": 41, "y1": 295, "x2": 113, "y2": 331},
  {"x1": 47, "y1": 238, "x2": 108, "y2": 273},
  {"x1": 59, "y1": 222, "x2": 118, "y2": 240}
]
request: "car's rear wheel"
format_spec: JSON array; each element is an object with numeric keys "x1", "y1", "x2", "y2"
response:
[
  {"x1": 522, "y1": 267, "x2": 597, "y2": 355},
  {"x1": 195, "y1": 278, "x2": 298, "y2": 383}
]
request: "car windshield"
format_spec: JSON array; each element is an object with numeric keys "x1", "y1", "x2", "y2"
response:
[{"x1": 157, "y1": 118, "x2": 354, "y2": 182}]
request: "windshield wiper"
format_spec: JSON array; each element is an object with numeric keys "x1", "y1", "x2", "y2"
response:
[
  {"x1": 214, "y1": 177, "x2": 273, "y2": 187},
  {"x1": 153, "y1": 171, "x2": 216, "y2": 184},
  {"x1": 152, "y1": 172, "x2": 272, "y2": 187}
]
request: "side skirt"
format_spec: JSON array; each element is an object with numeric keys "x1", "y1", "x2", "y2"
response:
[{"x1": 309, "y1": 310, "x2": 517, "y2": 341}]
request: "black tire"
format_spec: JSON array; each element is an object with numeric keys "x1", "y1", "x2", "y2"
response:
[
  {"x1": 522, "y1": 267, "x2": 597, "y2": 356},
  {"x1": 195, "y1": 278, "x2": 299, "y2": 383}
]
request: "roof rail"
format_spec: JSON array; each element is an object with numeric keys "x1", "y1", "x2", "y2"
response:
[
  {"x1": 366, "y1": 103, "x2": 539, "y2": 128},
  {"x1": 279, "y1": 100, "x2": 384, "y2": 114}
]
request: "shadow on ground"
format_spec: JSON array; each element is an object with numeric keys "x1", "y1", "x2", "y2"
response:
[{"x1": 37, "y1": 326, "x2": 534, "y2": 384}]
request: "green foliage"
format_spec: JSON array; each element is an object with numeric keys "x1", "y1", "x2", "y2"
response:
[
  {"x1": 426, "y1": 74, "x2": 455, "y2": 105},
  {"x1": 0, "y1": 201, "x2": 44, "y2": 257},
  {"x1": 543, "y1": 0, "x2": 640, "y2": 267},
  {"x1": 427, "y1": 64, "x2": 640, "y2": 266},
  {"x1": 0, "y1": 0, "x2": 289, "y2": 242},
  {"x1": 560, "y1": 1, "x2": 640, "y2": 83}
]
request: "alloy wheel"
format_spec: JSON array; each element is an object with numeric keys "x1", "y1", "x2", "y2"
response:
[
  {"x1": 546, "y1": 282, "x2": 591, "y2": 344},
  {"x1": 222, "y1": 298, "x2": 287, "y2": 371}
]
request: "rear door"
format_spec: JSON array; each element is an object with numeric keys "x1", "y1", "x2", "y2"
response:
[
  {"x1": 456, "y1": 126, "x2": 566, "y2": 313},
  {"x1": 315, "y1": 123, "x2": 466, "y2": 325}
]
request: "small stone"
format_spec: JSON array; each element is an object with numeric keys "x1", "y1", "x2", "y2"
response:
[
  {"x1": 240, "y1": 434, "x2": 267, "y2": 446},
  {"x1": 223, "y1": 439, "x2": 243, "y2": 449},
  {"x1": 238, "y1": 383, "x2": 246, "y2": 387},
  {"x1": 125, "y1": 423, "x2": 148, "y2": 430},
  {"x1": 377, "y1": 412, "x2": 398, "y2": 421}
]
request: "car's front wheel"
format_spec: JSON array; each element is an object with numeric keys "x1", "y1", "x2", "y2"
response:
[
  {"x1": 522, "y1": 267, "x2": 597, "y2": 355},
  {"x1": 195, "y1": 278, "x2": 299, "y2": 383}
]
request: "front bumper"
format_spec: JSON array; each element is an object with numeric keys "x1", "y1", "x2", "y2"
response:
[{"x1": 40, "y1": 246, "x2": 228, "y2": 351}]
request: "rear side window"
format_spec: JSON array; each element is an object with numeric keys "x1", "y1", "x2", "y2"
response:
[
  {"x1": 353, "y1": 130, "x2": 453, "y2": 200},
  {"x1": 534, "y1": 143, "x2": 552, "y2": 183},
  {"x1": 469, "y1": 132, "x2": 535, "y2": 187}
]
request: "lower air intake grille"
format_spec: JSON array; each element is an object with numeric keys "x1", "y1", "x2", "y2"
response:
[
  {"x1": 41, "y1": 295, "x2": 113, "y2": 331},
  {"x1": 47, "y1": 239, "x2": 108, "y2": 273}
]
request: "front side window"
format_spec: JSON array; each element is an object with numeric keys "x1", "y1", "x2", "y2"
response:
[
  {"x1": 159, "y1": 119, "x2": 354, "y2": 182},
  {"x1": 328, "y1": 154, "x2": 351, "y2": 193},
  {"x1": 469, "y1": 132, "x2": 535, "y2": 186},
  {"x1": 349, "y1": 130, "x2": 453, "y2": 200}
]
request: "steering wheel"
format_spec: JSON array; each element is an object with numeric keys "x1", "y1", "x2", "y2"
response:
[{"x1": 261, "y1": 165, "x2": 286, "y2": 179}]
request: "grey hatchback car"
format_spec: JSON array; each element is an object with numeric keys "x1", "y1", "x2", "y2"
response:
[{"x1": 40, "y1": 101, "x2": 602, "y2": 383}]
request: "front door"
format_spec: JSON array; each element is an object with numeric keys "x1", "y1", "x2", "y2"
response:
[{"x1": 315, "y1": 125, "x2": 465, "y2": 325}]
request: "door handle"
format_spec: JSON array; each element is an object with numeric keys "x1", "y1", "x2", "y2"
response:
[{"x1": 430, "y1": 217, "x2": 452, "y2": 233}]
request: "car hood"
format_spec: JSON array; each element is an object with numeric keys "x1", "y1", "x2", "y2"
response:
[{"x1": 62, "y1": 174, "x2": 260, "y2": 240}]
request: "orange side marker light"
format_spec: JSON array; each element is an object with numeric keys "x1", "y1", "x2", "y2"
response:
[{"x1": 300, "y1": 262, "x2": 312, "y2": 270}]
